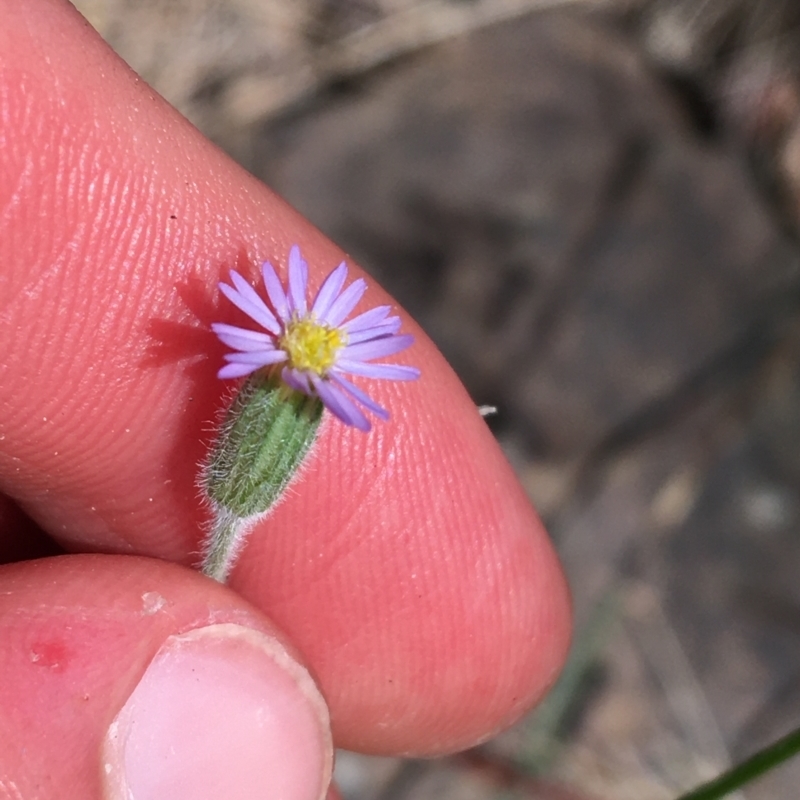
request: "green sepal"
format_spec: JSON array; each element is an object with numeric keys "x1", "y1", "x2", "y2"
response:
[{"x1": 201, "y1": 372, "x2": 323, "y2": 581}]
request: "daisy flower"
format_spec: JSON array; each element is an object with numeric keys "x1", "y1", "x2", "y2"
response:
[{"x1": 212, "y1": 245, "x2": 420, "y2": 431}]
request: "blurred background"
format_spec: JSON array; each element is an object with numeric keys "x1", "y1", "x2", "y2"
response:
[{"x1": 71, "y1": 1, "x2": 800, "y2": 797}]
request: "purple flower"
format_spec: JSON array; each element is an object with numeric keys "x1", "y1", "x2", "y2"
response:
[{"x1": 212, "y1": 245, "x2": 420, "y2": 431}]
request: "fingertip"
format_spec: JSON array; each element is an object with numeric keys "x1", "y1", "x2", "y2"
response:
[
  {"x1": 104, "y1": 623, "x2": 332, "y2": 800},
  {"x1": 0, "y1": 556, "x2": 333, "y2": 800}
]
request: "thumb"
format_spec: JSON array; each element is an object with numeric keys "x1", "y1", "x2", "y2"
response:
[{"x1": 0, "y1": 556, "x2": 332, "y2": 800}]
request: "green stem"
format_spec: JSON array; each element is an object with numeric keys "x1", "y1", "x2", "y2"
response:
[
  {"x1": 200, "y1": 374, "x2": 324, "y2": 582},
  {"x1": 201, "y1": 509, "x2": 248, "y2": 583},
  {"x1": 675, "y1": 725, "x2": 800, "y2": 800}
]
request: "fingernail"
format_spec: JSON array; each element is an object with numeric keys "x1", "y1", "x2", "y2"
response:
[{"x1": 102, "y1": 623, "x2": 332, "y2": 800}]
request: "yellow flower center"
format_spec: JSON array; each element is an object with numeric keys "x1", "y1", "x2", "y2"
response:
[{"x1": 280, "y1": 316, "x2": 346, "y2": 374}]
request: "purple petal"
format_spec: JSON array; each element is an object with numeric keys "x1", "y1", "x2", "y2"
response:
[
  {"x1": 346, "y1": 319, "x2": 402, "y2": 345},
  {"x1": 218, "y1": 362, "x2": 259, "y2": 379},
  {"x1": 341, "y1": 334, "x2": 414, "y2": 362},
  {"x1": 330, "y1": 372, "x2": 389, "y2": 420},
  {"x1": 323, "y1": 278, "x2": 367, "y2": 327},
  {"x1": 212, "y1": 323, "x2": 276, "y2": 352},
  {"x1": 342, "y1": 305, "x2": 392, "y2": 333},
  {"x1": 336, "y1": 359, "x2": 421, "y2": 381},
  {"x1": 220, "y1": 275, "x2": 280, "y2": 334},
  {"x1": 261, "y1": 261, "x2": 289, "y2": 321},
  {"x1": 311, "y1": 261, "x2": 348, "y2": 320},
  {"x1": 228, "y1": 271, "x2": 281, "y2": 332},
  {"x1": 311, "y1": 374, "x2": 371, "y2": 431},
  {"x1": 281, "y1": 366, "x2": 312, "y2": 395},
  {"x1": 212, "y1": 323, "x2": 273, "y2": 342},
  {"x1": 224, "y1": 350, "x2": 287, "y2": 367},
  {"x1": 287, "y1": 245, "x2": 308, "y2": 315}
]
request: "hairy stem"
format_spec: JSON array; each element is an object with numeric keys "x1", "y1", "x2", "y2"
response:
[{"x1": 201, "y1": 509, "x2": 250, "y2": 583}]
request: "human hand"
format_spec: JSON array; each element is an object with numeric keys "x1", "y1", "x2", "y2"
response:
[{"x1": 0, "y1": 2, "x2": 572, "y2": 799}]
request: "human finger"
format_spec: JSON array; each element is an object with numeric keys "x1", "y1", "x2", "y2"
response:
[
  {"x1": 0, "y1": 554, "x2": 332, "y2": 800},
  {"x1": 0, "y1": 0, "x2": 571, "y2": 754}
]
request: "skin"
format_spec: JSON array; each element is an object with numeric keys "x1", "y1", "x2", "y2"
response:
[{"x1": 0, "y1": 0, "x2": 572, "y2": 797}]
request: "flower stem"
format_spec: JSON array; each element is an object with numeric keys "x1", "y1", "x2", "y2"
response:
[
  {"x1": 201, "y1": 509, "x2": 249, "y2": 583},
  {"x1": 675, "y1": 724, "x2": 800, "y2": 800},
  {"x1": 200, "y1": 373, "x2": 324, "y2": 582}
]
